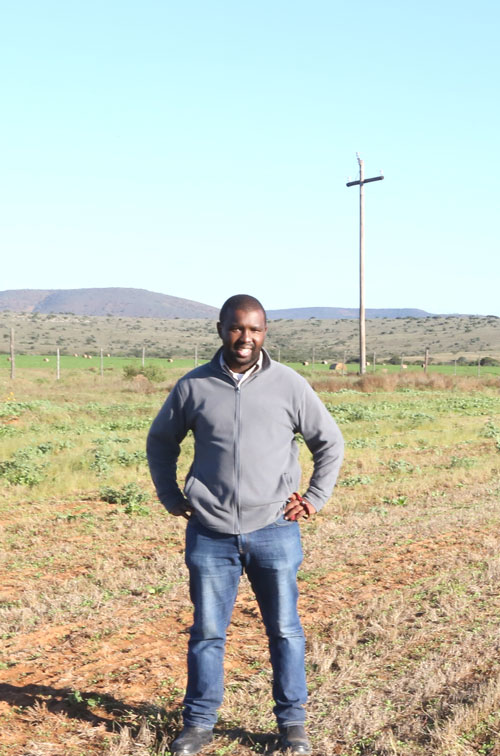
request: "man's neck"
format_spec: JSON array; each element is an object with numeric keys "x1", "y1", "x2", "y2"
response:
[
  {"x1": 227, "y1": 360, "x2": 258, "y2": 375},
  {"x1": 220, "y1": 352, "x2": 263, "y2": 381}
]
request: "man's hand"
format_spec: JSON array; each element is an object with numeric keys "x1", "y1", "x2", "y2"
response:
[
  {"x1": 171, "y1": 500, "x2": 194, "y2": 520},
  {"x1": 284, "y1": 492, "x2": 316, "y2": 521}
]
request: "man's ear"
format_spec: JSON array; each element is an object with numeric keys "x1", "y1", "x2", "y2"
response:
[{"x1": 216, "y1": 321, "x2": 222, "y2": 338}]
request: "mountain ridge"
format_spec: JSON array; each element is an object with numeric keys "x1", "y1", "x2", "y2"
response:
[
  {"x1": 0, "y1": 288, "x2": 218, "y2": 319},
  {"x1": 0, "y1": 288, "x2": 458, "y2": 320},
  {"x1": 267, "y1": 306, "x2": 436, "y2": 320}
]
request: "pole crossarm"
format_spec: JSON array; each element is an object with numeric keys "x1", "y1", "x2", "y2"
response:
[{"x1": 346, "y1": 175, "x2": 384, "y2": 187}]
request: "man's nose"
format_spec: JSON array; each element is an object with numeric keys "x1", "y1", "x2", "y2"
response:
[{"x1": 240, "y1": 329, "x2": 253, "y2": 341}]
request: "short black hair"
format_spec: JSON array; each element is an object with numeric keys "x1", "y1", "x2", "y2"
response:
[{"x1": 219, "y1": 294, "x2": 267, "y2": 324}]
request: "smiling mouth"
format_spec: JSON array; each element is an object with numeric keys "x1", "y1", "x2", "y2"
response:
[{"x1": 235, "y1": 346, "x2": 253, "y2": 357}]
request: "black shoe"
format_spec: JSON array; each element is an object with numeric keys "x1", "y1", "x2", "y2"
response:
[
  {"x1": 279, "y1": 724, "x2": 312, "y2": 755},
  {"x1": 171, "y1": 726, "x2": 213, "y2": 755}
]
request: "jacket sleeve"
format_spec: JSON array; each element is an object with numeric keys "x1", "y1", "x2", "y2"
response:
[
  {"x1": 297, "y1": 382, "x2": 344, "y2": 512},
  {"x1": 146, "y1": 382, "x2": 190, "y2": 515}
]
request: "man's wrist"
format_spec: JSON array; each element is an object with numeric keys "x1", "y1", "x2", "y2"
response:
[
  {"x1": 284, "y1": 492, "x2": 316, "y2": 521},
  {"x1": 301, "y1": 498, "x2": 316, "y2": 517}
]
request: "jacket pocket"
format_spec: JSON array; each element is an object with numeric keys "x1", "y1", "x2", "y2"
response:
[
  {"x1": 183, "y1": 475, "x2": 228, "y2": 515},
  {"x1": 240, "y1": 471, "x2": 296, "y2": 508}
]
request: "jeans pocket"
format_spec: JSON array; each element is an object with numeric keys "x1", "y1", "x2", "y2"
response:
[{"x1": 270, "y1": 513, "x2": 296, "y2": 528}]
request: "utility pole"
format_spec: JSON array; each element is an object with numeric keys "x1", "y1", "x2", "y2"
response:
[{"x1": 347, "y1": 154, "x2": 384, "y2": 374}]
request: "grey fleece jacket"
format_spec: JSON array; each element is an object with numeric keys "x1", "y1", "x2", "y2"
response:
[{"x1": 147, "y1": 348, "x2": 344, "y2": 534}]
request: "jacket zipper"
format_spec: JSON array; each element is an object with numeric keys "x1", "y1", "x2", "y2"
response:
[{"x1": 234, "y1": 384, "x2": 242, "y2": 533}]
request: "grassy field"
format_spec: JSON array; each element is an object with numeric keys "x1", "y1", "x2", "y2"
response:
[
  {"x1": 2, "y1": 354, "x2": 500, "y2": 379},
  {"x1": 0, "y1": 368, "x2": 500, "y2": 755},
  {"x1": 1, "y1": 355, "x2": 203, "y2": 372}
]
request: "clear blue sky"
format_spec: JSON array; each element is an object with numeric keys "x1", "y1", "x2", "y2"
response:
[{"x1": 2, "y1": 1, "x2": 499, "y2": 315}]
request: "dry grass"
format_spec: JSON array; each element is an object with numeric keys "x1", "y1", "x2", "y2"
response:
[
  {"x1": 0, "y1": 369, "x2": 499, "y2": 755},
  {"x1": 310, "y1": 372, "x2": 500, "y2": 393}
]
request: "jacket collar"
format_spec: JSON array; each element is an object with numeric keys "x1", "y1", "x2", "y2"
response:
[{"x1": 211, "y1": 347, "x2": 272, "y2": 376}]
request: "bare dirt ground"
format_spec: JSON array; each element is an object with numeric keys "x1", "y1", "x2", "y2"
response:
[{"x1": 2, "y1": 490, "x2": 500, "y2": 756}]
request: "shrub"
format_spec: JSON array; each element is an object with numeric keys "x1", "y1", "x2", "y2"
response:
[
  {"x1": 0, "y1": 456, "x2": 45, "y2": 486},
  {"x1": 449, "y1": 455, "x2": 477, "y2": 469},
  {"x1": 90, "y1": 445, "x2": 111, "y2": 475},
  {"x1": 100, "y1": 482, "x2": 151, "y2": 516},
  {"x1": 123, "y1": 364, "x2": 166, "y2": 382},
  {"x1": 0, "y1": 442, "x2": 64, "y2": 487},
  {"x1": 116, "y1": 449, "x2": 147, "y2": 467},
  {"x1": 339, "y1": 474, "x2": 372, "y2": 486}
]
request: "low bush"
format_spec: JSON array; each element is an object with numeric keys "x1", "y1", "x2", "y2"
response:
[
  {"x1": 122, "y1": 364, "x2": 166, "y2": 382},
  {"x1": 100, "y1": 482, "x2": 151, "y2": 508}
]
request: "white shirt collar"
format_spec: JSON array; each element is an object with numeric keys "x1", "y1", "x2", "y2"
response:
[{"x1": 220, "y1": 351, "x2": 263, "y2": 384}]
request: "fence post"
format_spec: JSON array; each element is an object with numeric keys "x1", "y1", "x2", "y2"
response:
[
  {"x1": 10, "y1": 328, "x2": 15, "y2": 380},
  {"x1": 424, "y1": 347, "x2": 429, "y2": 374}
]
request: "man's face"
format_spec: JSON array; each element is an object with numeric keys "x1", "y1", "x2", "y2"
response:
[{"x1": 217, "y1": 307, "x2": 268, "y2": 373}]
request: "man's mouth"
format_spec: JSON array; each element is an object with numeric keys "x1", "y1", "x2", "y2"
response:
[{"x1": 235, "y1": 346, "x2": 253, "y2": 357}]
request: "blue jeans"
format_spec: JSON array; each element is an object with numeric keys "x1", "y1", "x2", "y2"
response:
[{"x1": 183, "y1": 515, "x2": 307, "y2": 729}]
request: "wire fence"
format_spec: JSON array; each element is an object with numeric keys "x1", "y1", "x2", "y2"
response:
[{"x1": 3, "y1": 339, "x2": 500, "y2": 381}]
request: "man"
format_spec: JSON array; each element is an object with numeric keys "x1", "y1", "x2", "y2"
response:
[{"x1": 147, "y1": 294, "x2": 344, "y2": 755}]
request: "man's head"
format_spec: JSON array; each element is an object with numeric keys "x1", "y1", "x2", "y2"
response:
[{"x1": 217, "y1": 294, "x2": 268, "y2": 373}]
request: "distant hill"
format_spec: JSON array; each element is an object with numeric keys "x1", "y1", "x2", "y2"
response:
[
  {"x1": 0, "y1": 288, "x2": 218, "y2": 319},
  {"x1": 267, "y1": 307, "x2": 435, "y2": 320},
  {"x1": 0, "y1": 288, "x2": 451, "y2": 320},
  {"x1": 0, "y1": 290, "x2": 55, "y2": 312}
]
